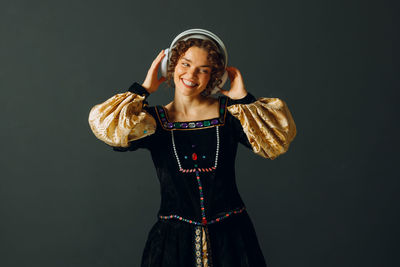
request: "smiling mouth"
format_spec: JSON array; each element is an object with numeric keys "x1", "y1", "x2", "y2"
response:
[{"x1": 181, "y1": 79, "x2": 198, "y2": 88}]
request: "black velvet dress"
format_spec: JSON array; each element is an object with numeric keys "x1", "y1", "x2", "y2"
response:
[{"x1": 111, "y1": 84, "x2": 268, "y2": 267}]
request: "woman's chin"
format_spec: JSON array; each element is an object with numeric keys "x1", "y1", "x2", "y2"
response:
[{"x1": 176, "y1": 86, "x2": 204, "y2": 97}]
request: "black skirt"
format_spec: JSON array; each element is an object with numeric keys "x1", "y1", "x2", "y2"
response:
[{"x1": 141, "y1": 210, "x2": 267, "y2": 267}]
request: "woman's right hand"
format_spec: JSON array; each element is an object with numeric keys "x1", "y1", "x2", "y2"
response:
[{"x1": 142, "y1": 50, "x2": 167, "y2": 94}]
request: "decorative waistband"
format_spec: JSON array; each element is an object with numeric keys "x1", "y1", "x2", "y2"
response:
[{"x1": 159, "y1": 206, "x2": 246, "y2": 226}]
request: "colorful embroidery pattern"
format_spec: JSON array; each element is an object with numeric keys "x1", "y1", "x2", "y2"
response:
[
  {"x1": 179, "y1": 167, "x2": 216, "y2": 173},
  {"x1": 155, "y1": 96, "x2": 227, "y2": 130},
  {"x1": 203, "y1": 226, "x2": 212, "y2": 267},
  {"x1": 195, "y1": 226, "x2": 202, "y2": 267},
  {"x1": 194, "y1": 225, "x2": 213, "y2": 267},
  {"x1": 159, "y1": 206, "x2": 246, "y2": 225}
]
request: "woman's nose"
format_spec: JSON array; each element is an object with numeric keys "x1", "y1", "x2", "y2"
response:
[{"x1": 187, "y1": 67, "x2": 198, "y2": 77}]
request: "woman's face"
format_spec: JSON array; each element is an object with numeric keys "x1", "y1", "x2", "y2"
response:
[{"x1": 173, "y1": 46, "x2": 212, "y2": 97}]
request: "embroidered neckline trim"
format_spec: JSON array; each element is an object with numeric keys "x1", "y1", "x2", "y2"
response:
[{"x1": 155, "y1": 96, "x2": 228, "y2": 130}]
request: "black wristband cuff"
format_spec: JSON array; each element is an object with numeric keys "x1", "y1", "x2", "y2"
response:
[
  {"x1": 228, "y1": 92, "x2": 257, "y2": 105},
  {"x1": 128, "y1": 82, "x2": 150, "y2": 98}
]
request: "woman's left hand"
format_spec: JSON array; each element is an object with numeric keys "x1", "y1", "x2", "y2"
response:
[{"x1": 220, "y1": 66, "x2": 248, "y2": 100}]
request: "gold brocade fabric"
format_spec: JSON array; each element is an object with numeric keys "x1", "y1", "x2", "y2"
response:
[
  {"x1": 88, "y1": 92, "x2": 156, "y2": 147},
  {"x1": 202, "y1": 227, "x2": 209, "y2": 267},
  {"x1": 227, "y1": 97, "x2": 297, "y2": 160}
]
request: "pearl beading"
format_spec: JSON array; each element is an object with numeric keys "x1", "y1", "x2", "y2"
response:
[{"x1": 171, "y1": 126, "x2": 220, "y2": 172}]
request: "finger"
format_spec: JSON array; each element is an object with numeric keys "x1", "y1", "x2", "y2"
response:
[
  {"x1": 227, "y1": 69, "x2": 234, "y2": 80},
  {"x1": 231, "y1": 67, "x2": 242, "y2": 77},
  {"x1": 158, "y1": 51, "x2": 166, "y2": 61},
  {"x1": 228, "y1": 66, "x2": 238, "y2": 75},
  {"x1": 156, "y1": 49, "x2": 164, "y2": 57},
  {"x1": 151, "y1": 50, "x2": 165, "y2": 67},
  {"x1": 219, "y1": 89, "x2": 229, "y2": 96},
  {"x1": 235, "y1": 68, "x2": 243, "y2": 77},
  {"x1": 158, "y1": 76, "x2": 166, "y2": 84},
  {"x1": 152, "y1": 53, "x2": 165, "y2": 70},
  {"x1": 157, "y1": 50, "x2": 165, "y2": 59},
  {"x1": 230, "y1": 66, "x2": 238, "y2": 72},
  {"x1": 149, "y1": 51, "x2": 166, "y2": 74}
]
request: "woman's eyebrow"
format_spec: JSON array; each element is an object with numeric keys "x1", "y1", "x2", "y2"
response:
[{"x1": 182, "y1": 57, "x2": 211, "y2": 68}]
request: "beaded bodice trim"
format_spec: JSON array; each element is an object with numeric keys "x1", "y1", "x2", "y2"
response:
[
  {"x1": 154, "y1": 96, "x2": 228, "y2": 130},
  {"x1": 157, "y1": 100, "x2": 242, "y2": 267},
  {"x1": 159, "y1": 206, "x2": 246, "y2": 225},
  {"x1": 171, "y1": 126, "x2": 220, "y2": 172},
  {"x1": 170, "y1": 126, "x2": 220, "y2": 225}
]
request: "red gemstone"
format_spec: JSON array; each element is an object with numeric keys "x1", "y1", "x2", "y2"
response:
[
  {"x1": 202, "y1": 218, "x2": 207, "y2": 225},
  {"x1": 192, "y1": 153, "x2": 197, "y2": 160}
]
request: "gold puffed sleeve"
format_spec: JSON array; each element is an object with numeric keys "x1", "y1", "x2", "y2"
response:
[
  {"x1": 88, "y1": 91, "x2": 156, "y2": 148},
  {"x1": 227, "y1": 97, "x2": 297, "y2": 160}
]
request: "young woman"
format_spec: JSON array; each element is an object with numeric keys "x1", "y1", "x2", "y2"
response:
[{"x1": 88, "y1": 36, "x2": 297, "y2": 267}]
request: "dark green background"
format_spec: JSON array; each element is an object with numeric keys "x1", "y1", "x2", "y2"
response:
[{"x1": 1, "y1": 0, "x2": 398, "y2": 266}]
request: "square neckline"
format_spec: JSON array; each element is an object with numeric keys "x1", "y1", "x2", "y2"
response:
[
  {"x1": 162, "y1": 96, "x2": 223, "y2": 123},
  {"x1": 155, "y1": 96, "x2": 228, "y2": 130}
]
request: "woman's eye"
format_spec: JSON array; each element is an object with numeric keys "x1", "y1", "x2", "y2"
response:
[{"x1": 181, "y1": 63, "x2": 208, "y2": 73}]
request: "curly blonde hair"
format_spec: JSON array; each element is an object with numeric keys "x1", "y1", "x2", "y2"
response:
[{"x1": 166, "y1": 38, "x2": 225, "y2": 96}]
